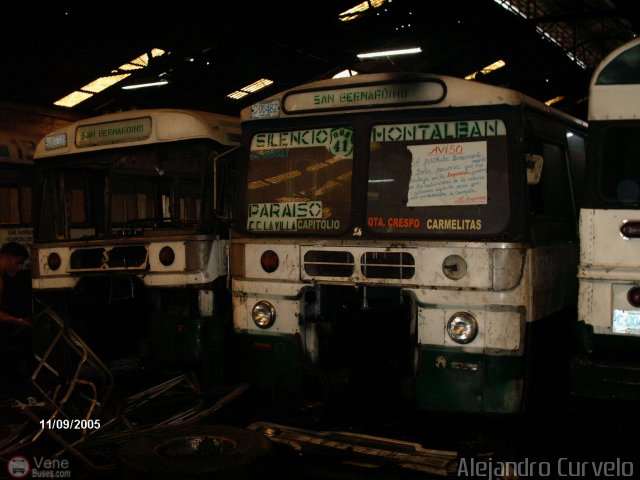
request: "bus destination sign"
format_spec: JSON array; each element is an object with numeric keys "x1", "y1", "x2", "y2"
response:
[
  {"x1": 283, "y1": 81, "x2": 446, "y2": 113},
  {"x1": 76, "y1": 117, "x2": 152, "y2": 148}
]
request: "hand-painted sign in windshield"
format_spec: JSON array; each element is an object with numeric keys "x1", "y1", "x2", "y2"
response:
[
  {"x1": 251, "y1": 127, "x2": 353, "y2": 158},
  {"x1": 370, "y1": 120, "x2": 505, "y2": 208},
  {"x1": 248, "y1": 201, "x2": 333, "y2": 231},
  {"x1": 247, "y1": 127, "x2": 353, "y2": 233},
  {"x1": 407, "y1": 141, "x2": 488, "y2": 207},
  {"x1": 371, "y1": 120, "x2": 505, "y2": 142}
]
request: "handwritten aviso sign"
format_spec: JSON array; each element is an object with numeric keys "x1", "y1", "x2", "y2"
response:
[{"x1": 407, "y1": 141, "x2": 488, "y2": 207}]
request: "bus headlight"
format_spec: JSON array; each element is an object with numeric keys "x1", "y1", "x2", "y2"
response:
[
  {"x1": 47, "y1": 252, "x2": 61, "y2": 271},
  {"x1": 447, "y1": 312, "x2": 478, "y2": 344},
  {"x1": 252, "y1": 301, "x2": 276, "y2": 329},
  {"x1": 159, "y1": 246, "x2": 175, "y2": 266}
]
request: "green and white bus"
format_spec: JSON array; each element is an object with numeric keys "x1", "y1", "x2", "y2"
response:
[
  {"x1": 31, "y1": 109, "x2": 240, "y2": 383},
  {"x1": 572, "y1": 38, "x2": 640, "y2": 400},
  {"x1": 232, "y1": 73, "x2": 586, "y2": 414}
]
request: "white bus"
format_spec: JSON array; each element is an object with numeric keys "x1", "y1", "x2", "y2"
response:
[
  {"x1": 0, "y1": 102, "x2": 78, "y2": 258},
  {"x1": 31, "y1": 109, "x2": 240, "y2": 383},
  {"x1": 0, "y1": 131, "x2": 35, "y2": 256},
  {"x1": 232, "y1": 72, "x2": 587, "y2": 415},
  {"x1": 572, "y1": 38, "x2": 640, "y2": 400},
  {"x1": 0, "y1": 131, "x2": 36, "y2": 332},
  {"x1": 1, "y1": 104, "x2": 78, "y2": 320}
]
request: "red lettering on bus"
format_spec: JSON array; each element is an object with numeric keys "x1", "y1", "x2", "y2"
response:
[{"x1": 385, "y1": 217, "x2": 420, "y2": 228}]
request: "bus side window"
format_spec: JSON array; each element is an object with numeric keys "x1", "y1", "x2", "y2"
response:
[
  {"x1": 0, "y1": 181, "x2": 19, "y2": 224},
  {"x1": 599, "y1": 126, "x2": 640, "y2": 203},
  {"x1": 38, "y1": 175, "x2": 63, "y2": 241},
  {"x1": 19, "y1": 173, "x2": 33, "y2": 225},
  {"x1": 178, "y1": 179, "x2": 201, "y2": 221},
  {"x1": 528, "y1": 141, "x2": 576, "y2": 242},
  {"x1": 64, "y1": 174, "x2": 89, "y2": 225},
  {"x1": 0, "y1": 169, "x2": 20, "y2": 224}
]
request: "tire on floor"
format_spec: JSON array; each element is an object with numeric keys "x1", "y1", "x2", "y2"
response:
[{"x1": 117, "y1": 424, "x2": 272, "y2": 480}]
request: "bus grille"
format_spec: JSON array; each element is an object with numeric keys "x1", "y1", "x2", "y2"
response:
[
  {"x1": 69, "y1": 245, "x2": 148, "y2": 271},
  {"x1": 303, "y1": 250, "x2": 354, "y2": 277},
  {"x1": 360, "y1": 252, "x2": 415, "y2": 279}
]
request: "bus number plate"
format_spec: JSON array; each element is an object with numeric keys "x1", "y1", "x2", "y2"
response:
[
  {"x1": 612, "y1": 309, "x2": 640, "y2": 335},
  {"x1": 252, "y1": 101, "x2": 280, "y2": 119}
]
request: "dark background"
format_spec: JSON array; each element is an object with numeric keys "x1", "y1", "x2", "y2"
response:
[{"x1": 1, "y1": 0, "x2": 639, "y2": 121}]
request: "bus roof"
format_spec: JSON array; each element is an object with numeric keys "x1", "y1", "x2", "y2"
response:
[
  {"x1": 34, "y1": 108, "x2": 241, "y2": 159},
  {"x1": 242, "y1": 72, "x2": 585, "y2": 127},
  {"x1": 589, "y1": 38, "x2": 640, "y2": 121},
  {"x1": 0, "y1": 130, "x2": 35, "y2": 166}
]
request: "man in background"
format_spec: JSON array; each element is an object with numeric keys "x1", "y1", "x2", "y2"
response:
[
  {"x1": 0, "y1": 241, "x2": 32, "y2": 394},
  {"x1": 0, "y1": 241, "x2": 31, "y2": 328}
]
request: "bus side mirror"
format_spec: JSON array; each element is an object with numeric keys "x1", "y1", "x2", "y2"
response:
[{"x1": 526, "y1": 153, "x2": 544, "y2": 185}]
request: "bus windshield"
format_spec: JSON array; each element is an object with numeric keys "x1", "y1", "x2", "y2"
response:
[
  {"x1": 246, "y1": 127, "x2": 353, "y2": 234},
  {"x1": 597, "y1": 124, "x2": 640, "y2": 205},
  {"x1": 244, "y1": 119, "x2": 512, "y2": 237},
  {"x1": 366, "y1": 119, "x2": 510, "y2": 236},
  {"x1": 37, "y1": 141, "x2": 209, "y2": 242}
]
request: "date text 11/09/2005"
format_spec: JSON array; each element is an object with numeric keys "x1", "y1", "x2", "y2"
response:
[{"x1": 39, "y1": 419, "x2": 101, "y2": 430}]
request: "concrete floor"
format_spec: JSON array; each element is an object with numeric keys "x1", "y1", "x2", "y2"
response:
[{"x1": 2, "y1": 360, "x2": 639, "y2": 480}]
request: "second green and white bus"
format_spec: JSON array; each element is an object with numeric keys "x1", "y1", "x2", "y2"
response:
[{"x1": 232, "y1": 72, "x2": 586, "y2": 414}]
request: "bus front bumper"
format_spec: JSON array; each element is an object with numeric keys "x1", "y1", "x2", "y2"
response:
[
  {"x1": 415, "y1": 347, "x2": 525, "y2": 414},
  {"x1": 570, "y1": 353, "x2": 640, "y2": 401}
]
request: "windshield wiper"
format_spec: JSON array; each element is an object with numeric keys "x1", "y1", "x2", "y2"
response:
[{"x1": 115, "y1": 218, "x2": 198, "y2": 237}]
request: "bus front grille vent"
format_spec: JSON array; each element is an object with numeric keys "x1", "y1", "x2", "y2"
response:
[
  {"x1": 360, "y1": 252, "x2": 415, "y2": 279},
  {"x1": 69, "y1": 245, "x2": 149, "y2": 272},
  {"x1": 303, "y1": 250, "x2": 355, "y2": 277}
]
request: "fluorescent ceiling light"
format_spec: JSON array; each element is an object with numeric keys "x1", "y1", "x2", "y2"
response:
[
  {"x1": 227, "y1": 91, "x2": 249, "y2": 100},
  {"x1": 243, "y1": 78, "x2": 274, "y2": 93},
  {"x1": 339, "y1": 0, "x2": 387, "y2": 22},
  {"x1": 357, "y1": 47, "x2": 422, "y2": 59},
  {"x1": 465, "y1": 60, "x2": 506, "y2": 80},
  {"x1": 54, "y1": 91, "x2": 94, "y2": 108},
  {"x1": 545, "y1": 95, "x2": 565, "y2": 106},
  {"x1": 121, "y1": 80, "x2": 169, "y2": 90},
  {"x1": 118, "y1": 49, "x2": 166, "y2": 71},
  {"x1": 82, "y1": 74, "x2": 132, "y2": 93},
  {"x1": 53, "y1": 48, "x2": 167, "y2": 108},
  {"x1": 227, "y1": 78, "x2": 274, "y2": 100},
  {"x1": 333, "y1": 69, "x2": 359, "y2": 78}
]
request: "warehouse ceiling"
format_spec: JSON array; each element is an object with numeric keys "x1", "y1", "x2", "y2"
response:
[{"x1": 1, "y1": 0, "x2": 638, "y2": 121}]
